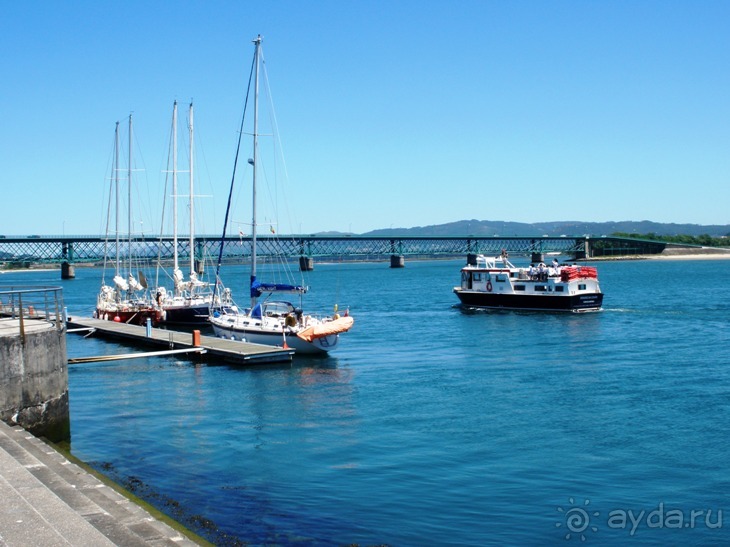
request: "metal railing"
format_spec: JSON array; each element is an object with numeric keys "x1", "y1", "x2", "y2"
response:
[{"x1": 0, "y1": 286, "x2": 65, "y2": 337}]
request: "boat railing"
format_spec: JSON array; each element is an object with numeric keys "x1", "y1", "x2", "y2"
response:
[
  {"x1": 0, "y1": 285, "x2": 65, "y2": 334},
  {"x1": 474, "y1": 254, "x2": 515, "y2": 269}
]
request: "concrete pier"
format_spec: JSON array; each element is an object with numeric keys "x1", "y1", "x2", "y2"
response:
[
  {"x1": 0, "y1": 419, "x2": 201, "y2": 545},
  {"x1": 61, "y1": 261, "x2": 76, "y2": 279},
  {"x1": 390, "y1": 254, "x2": 405, "y2": 268},
  {"x1": 299, "y1": 256, "x2": 314, "y2": 271},
  {"x1": 0, "y1": 317, "x2": 69, "y2": 442}
]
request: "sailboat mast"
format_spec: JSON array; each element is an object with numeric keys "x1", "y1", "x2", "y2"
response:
[
  {"x1": 189, "y1": 101, "x2": 195, "y2": 277},
  {"x1": 172, "y1": 101, "x2": 179, "y2": 275},
  {"x1": 114, "y1": 121, "x2": 120, "y2": 275},
  {"x1": 250, "y1": 34, "x2": 261, "y2": 308},
  {"x1": 128, "y1": 114, "x2": 133, "y2": 279}
]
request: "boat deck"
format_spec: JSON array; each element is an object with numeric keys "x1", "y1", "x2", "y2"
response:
[{"x1": 67, "y1": 316, "x2": 294, "y2": 365}]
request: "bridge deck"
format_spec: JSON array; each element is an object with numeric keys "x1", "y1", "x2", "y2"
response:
[{"x1": 0, "y1": 234, "x2": 667, "y2": 266}]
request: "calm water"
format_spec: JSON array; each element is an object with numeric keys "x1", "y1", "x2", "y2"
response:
[{"x1": 4, "y1": 258, "x2": 730, "y2": 545}]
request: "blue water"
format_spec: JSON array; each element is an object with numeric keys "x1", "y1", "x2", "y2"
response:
[{"x1": 4, "y1": 258, "x2": 730, "y2": 545}]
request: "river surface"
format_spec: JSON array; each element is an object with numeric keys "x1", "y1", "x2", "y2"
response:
[{"x1": 3, "y1": 258, "x2": 730, "y2": 545}]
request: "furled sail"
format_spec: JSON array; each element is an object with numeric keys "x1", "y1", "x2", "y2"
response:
[{"x1": 250, "y1": 276, "x2": 307, "y2": 298}]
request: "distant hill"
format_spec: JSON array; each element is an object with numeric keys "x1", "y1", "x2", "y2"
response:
[{"x1": 361, "y1": 220, "x2": 730, "y2": 238}]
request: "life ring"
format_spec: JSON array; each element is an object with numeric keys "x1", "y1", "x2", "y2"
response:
[{"x1": 486, "y1": 281, "x2": 493, "y2": 292}]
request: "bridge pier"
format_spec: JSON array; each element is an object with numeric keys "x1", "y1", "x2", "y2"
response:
[
  {"x1": 60, "y1": 262, "x2": 75, "y2": 279},
  {"x1": 390, "y1": 255, "x2": 405, "y2": 268},
  {"x1": 466, "y1": 253, "x2": 478, "y2": 266},
  {"x1": 60, "y1": 241, "x2": 75, "y2": 279},
  {"x1": 299, "y1": 256, "x2": 314, "y2": 271},
  {"x1": 573, "y1": 238, "x2": 590, "y2": 260},
  {"x1": 531, "y1": 252, "x2": 543, "y2": 263}
]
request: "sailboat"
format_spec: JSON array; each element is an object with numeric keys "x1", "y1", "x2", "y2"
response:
[
  {"x1": 96, "y1": 115, "x2": 163, "y2": 326},
  {"x1": 154, "y1": 101, "x2": 213, "y2": 325},
  {"x1": 209, "y1": 35, "x2": 354, "y2": 354}
]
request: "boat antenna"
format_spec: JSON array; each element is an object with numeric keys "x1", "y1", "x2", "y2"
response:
[
  {"x1": 214, "y1": 37, "x2": 258, "y2": 293},
  {"x1": 189, "y1": 100, "x2": 195, "y2": 279},
  {"x1": 172, "y1": 101, "x2": 179, "y2": 279},
  {"x1": 114, "y1": 121, "x2": 121, "y2": 277},
  {"x1": 128, "y1": 113, "x2": 133, "y2": 285}
]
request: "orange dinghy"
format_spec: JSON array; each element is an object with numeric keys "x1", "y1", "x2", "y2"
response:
[{"x1": 296, "y1": 316, "x2": 355, "y2": 342}]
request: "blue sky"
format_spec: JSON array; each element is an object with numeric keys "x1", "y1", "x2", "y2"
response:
[{"x1": 2, "y1": 1, "x2": 729, "y2": 236}]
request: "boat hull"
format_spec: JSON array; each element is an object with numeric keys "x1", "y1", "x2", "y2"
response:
[
  {"x1": 454, "y1": 289, "x2": 603, "y2": 312},
  {"x1": 210, "y1": 322, "x2": 339, "y2": 355},
  {"x1": 160, "y1": 303, "x2": 210, "y2": 325},
  {"x1": 94, "y1": 307, "x2": 164, "y2": 326}
]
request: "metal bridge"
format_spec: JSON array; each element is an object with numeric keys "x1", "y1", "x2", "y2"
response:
[{"x1": 0, "y1": 234, "x2": 666, "y2": 270}]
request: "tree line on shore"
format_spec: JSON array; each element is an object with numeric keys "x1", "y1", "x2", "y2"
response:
[{"x1": 612, "y1": 232, "x2": 730, "y2": 248}]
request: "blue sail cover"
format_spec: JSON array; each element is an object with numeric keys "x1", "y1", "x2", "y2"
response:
[{"x1": 250, "y1": 276, "x2": 306, "y2": 298}]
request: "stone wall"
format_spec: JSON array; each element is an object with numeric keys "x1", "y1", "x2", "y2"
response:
[{"x1": 0, "y1": 319, "x2": 69, "y2": 442}]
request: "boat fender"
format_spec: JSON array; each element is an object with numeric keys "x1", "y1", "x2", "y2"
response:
[{"x1": 486, "y1": 281, "x2": 493, "y2": 292}]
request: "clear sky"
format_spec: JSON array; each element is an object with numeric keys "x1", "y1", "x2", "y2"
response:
[{"x1": 2, "y1": 1, "x2": 729, "y2": 236}]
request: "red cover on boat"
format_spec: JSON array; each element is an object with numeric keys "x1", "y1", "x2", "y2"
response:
[
  {"x1": 296, "y1": 316, "x2": 355, "y2": 342},
  {"x1": 560, "y1": 267, "x2": 598, "y2": 282}
]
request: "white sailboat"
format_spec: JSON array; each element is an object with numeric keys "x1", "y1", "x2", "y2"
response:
[
  {"x1": 209, "y1": 35, "x2": 354, "y2": 354},
  {"x1": 96, "y1": 115, "x2": 162, "y2": 325},
  {"x1": 155, "y1": 101, "x2": 213, "y2": 325}
]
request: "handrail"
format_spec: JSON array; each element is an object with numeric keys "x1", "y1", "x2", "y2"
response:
[{"x1": 0, "y1": 285, "x2": 65, "y2": 336}]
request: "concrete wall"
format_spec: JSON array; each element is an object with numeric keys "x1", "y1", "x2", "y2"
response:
[{"x1": 0, "y1": 320, "x2": 69, "y2": 442}]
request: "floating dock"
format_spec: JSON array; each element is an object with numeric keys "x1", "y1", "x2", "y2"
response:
[{"x1": 66, "y1": 316, "x2": 294, "y2": 365}]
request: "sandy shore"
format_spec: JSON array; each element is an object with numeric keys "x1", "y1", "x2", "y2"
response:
[
  {"x1": 646, "y1": 246, "x2": 730, "y2": 260},
  {"x1": 647, "y1": 253, "x2": 730, "y2": 260},
  {"x1": 0, "y1": 267, "x2": 61, "y2": 274},
  {"x1": 590, "y1": 247, "x2": 730, "y2": 261}
]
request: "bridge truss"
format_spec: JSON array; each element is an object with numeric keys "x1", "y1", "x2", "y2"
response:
[{"x1": 0, "y1": 235, "x2": 666, "y2": 268}]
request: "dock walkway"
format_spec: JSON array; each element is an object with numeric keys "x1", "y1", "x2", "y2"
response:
[
  {"x1": 67, "y1": 316, "x2": 294, "y2": 365},
  {"x1": 0, "y1": 419, "x2": 201, "y2": 546}
]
